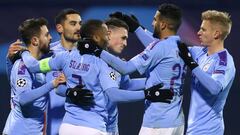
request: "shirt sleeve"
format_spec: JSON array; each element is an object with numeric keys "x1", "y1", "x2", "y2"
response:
[
  {"x1": 135, "y1": 27, "x2": 155, "y2": 47},
  {"x1": 21, "y1": 51, "x2": 66, "y2": 73},
  {"x1": 98, "y1": 59, "x2": 119, "y2": 90},
  {"x1": 130, "y1": 40, "x2": 164, "y2": 74},
  {"x1": 13, "y1": 64, "x2": 54, "y2": 106},
  {"x1": 100, "y1": 50, "x2": 137, "y2": 75},
  {"x1": 48, "y1": 52, "x2": 67, "y2": 71},
  {"x1": 120, "y1": 77, "x2": 146, "y2": 91},
  {"x1": 55, "y1": 84, "x2": 68, "y2": 97},
  {"x1": 192, "y1": 57, "x2": 235, "y2": 95}
]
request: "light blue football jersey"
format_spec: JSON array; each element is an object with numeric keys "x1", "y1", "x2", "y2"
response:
[
  {"x1": 131, "y1": 36, "x2": 186, "y2": 128},
  {"x1": 4, "y1": 59, "x2": 51, "y2": 135},
  {"x1": 47, "y1": 49, "x2": 119, "y2": 132},
  {"x1": 187, "y1": 47, "x2": 235, "y2": 135}
]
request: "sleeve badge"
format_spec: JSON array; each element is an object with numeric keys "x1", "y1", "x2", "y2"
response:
[
  {"x1": 109, "y1": 72, "x2": 116, "y2": 80},
  {"x1": 16, "y1": 78, "x2": 27, "y2": 87}
]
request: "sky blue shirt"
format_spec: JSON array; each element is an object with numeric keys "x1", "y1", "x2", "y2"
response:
[
  {"x1": 99, "y1": 34, "x2": 186, "y2": 128},
  {"x1": 187, "y1": 47, "x2": 235, "y2": 135},
  {"x1": 131, "y1": 36, "x2": 186, "y2": 128},
  {"x1": 3, "y1": 59, "x2": 54, "y2": 135}
]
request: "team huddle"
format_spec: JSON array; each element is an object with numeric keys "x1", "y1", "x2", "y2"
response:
[{"x1": 2, "y1": 3, "x2": 235, "y2": 135}]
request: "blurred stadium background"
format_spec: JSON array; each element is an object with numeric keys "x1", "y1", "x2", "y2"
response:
[{"x1": 0, "y1": 0, "x2": 239, "y2": 134}]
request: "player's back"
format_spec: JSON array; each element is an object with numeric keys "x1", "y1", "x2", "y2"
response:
[
  {"x1": 187, "y1": 47, "x2": 235, "y2": 135},
  {"x1": 59, "y1": 49, "x2": 118, "y2": 132},
  {"x1": 134, "y1": 36, "x2": 186, "y2": 128},
  {"x1": 5, "y1": 59, "x2": 47, "y2": 135}
]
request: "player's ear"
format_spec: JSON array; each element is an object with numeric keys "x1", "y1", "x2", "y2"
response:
[
  {"x1": 108, "y1": 30, "x2": 112, "y2": 40},
  {"x1": 92, "y1": 34, "x2": 100, "y2": 43},
  {"x1": 56, "y1": 24, "x2": 63, "y2": 34},
  {"x1": 160, "y1": 21, "x2": 167, "y2": 30},
  {"x1": 214, "y1": 30, "x2": 222, "y2": 40},
  {"x1": 31, "y1": 36, "x2": 39, "y2": 46}
]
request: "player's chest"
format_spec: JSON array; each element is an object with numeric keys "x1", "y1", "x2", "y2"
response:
[{"x1": 197, "y1": 54, "x2": 217, "y2": 73}]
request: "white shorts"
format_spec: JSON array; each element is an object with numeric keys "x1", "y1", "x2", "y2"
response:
[
  {"x1": 59, "y1": 123, "x2": 107, "y2": 135},
  {"x1": 139, "y1": 125, "x2": 184, "y2": 135}
]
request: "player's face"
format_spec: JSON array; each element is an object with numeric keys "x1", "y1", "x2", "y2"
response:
[
  {"x1": 107, "y1": 27, "x2": 128, "y2": 55},
  {"x1": 197, "y1": 20, "x2": 215, "y2": 46},
  {"x1": 60, "y1": 14, "x2": 82, "y2": 43},
  {"x1": 38, "y1": 25, "x2": 52, "y2": 54},
  {"x1": 152, "y1": 11, "x2": 161, "y2": 38},
  {"x1": 96, "y1": 24, "x2": 110, "y2": 49}
]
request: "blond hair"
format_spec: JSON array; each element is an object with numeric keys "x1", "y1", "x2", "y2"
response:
[{"x1": 201, "y1": 10, "x2": 232, "y2": 40}]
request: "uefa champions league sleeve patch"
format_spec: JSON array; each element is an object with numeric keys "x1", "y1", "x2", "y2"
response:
[
  {"x1": 16, "y1": 78, "x2": 27, "y2": 87},
  {"x1": 109, "y1": 72, "x2": 116, "y2": 80}
]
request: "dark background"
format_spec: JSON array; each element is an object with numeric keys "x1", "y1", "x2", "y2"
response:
[{"x1": 0, "y1": 1, "x2": 239, "y2": 135}]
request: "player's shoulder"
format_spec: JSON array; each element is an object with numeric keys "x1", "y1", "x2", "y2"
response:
[
  {"x1": 11, "y1": 59, "x2": 31, "y2": 78},
  {"x1": 50, "y1": 40, "x2": 64, "y2": 51},
  {"x1": 155, "y1": 35, "x2": 180, "y2": 48},
  {"x1": 50, "y1": 40, "x2": 61, "y2": 47},
  {"x1": 217, "y1": 49, "x2": 234, "y2": 67}
]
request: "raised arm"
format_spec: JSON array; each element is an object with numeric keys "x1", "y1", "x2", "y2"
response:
[
  {"x1": 135, "y1": 27, "x2": 155, "y2": 47},
  {"x1": 21, "y1": 51, "x2": 65, "y2": 73},
  {"x1": 100, "y1": 50, "x2": 137, "y2": 75}
]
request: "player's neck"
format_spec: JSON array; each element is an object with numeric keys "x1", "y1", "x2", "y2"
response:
[
  {"x1": 207, "y1": 40, "x2": 224, "y2": 55},
  {"x1": 61, "y1": 38, "x2": 76, "y2": 50},
  {"x1": 160, "y1": 31, "x2": 176, "y2": 40},
  {"x1": 27, "y1": 46, "x2": 42, "y2": 60}
]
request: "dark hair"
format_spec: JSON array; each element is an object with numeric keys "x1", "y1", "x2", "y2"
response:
[
  {"x1": 105, "y1": 18, "x2": 129, "y2": 31},
  {"x1": 18, "y1": 17, "x2": 48, "y2": 45},
  {"x1": 80, "y1": 19, "x2": 104, "y2": 39},
  {"x1": 55, "y1": 8, "x2": 80, "y2": 25},
  {"x1": 158, "y1": 3, "x2": 182, "y2": 32}
]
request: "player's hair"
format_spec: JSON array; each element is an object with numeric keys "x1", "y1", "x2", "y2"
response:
[
  {"x1": 18, "y1": 17, "x2": 48, "y2": 45},
  {"x1": 55, "y1": 8, "x2": 80, "y2": 25},
  {"x1": 105, "y1": 18, "x2": 129, "y2": 31},
  {"x1": 158, "y1": 3, "x2": 182, "y2": 32},
  {"x1": 201, "y1": 10, "x2": 232, "y2": 40},
  {"x1": 80, "y1": 19, "x2": 104, "y2": 39}
]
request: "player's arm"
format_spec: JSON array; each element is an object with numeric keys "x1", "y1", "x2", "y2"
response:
[
  {"x1": 105, "y1": 87, "x2": 144, "y2": 102},
  {"x1": 6, "y1": 40, "x2": 26, "y2": 80},
  {"x1": 178, "y1": 42, "x2": 226, "y2": 95},
  {"x1": 100, "y1": 50, "x2": 137, "y2": 75},
  {"x1": 120, "y1": 77, "x2": 146, "y2": 91},
  {"x1": 100, "y1": 61, "x2": 173, "y2": 103},
  {"x1": 17, "y1": 74, "x2": 65, "y2": 106},
  {"x1": 109, "y1": 12, "x2": 154, "y2": 47},
  {"x1": 135, "y1": 27, "x2": 155, "y2": 47},
  {"x1": 192, "y1": 67, "x2": 223, "y2": 95},
  {"x1": 21, "y1": 51, "x2": 65, "y2": 73},
  {"x1": 78, "y1": 39, "x2": 161, "y2": 75}
]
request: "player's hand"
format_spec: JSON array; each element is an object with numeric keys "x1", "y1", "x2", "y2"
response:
[
  {"x1": 7, "y1": 39, "x2": 27, "y2": 63},
  {"x1": 52, "y1": 73, "x2": 66, "y2": 87},
  {"x1": 144, "y1": 83, "x2": 174, "y2": 103},
  {"x1": 177, "y1": 41, "x2": 198, "y2": 70},
  {"x1": 109, "y1": 11, "x2": 140, "y2": 33},
  {"x1": 77, "y1": 39, "x2": 102, "y2": 57},
  {"x1": 66, "y1": 85, "x2": 95, "y2": 107}
]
